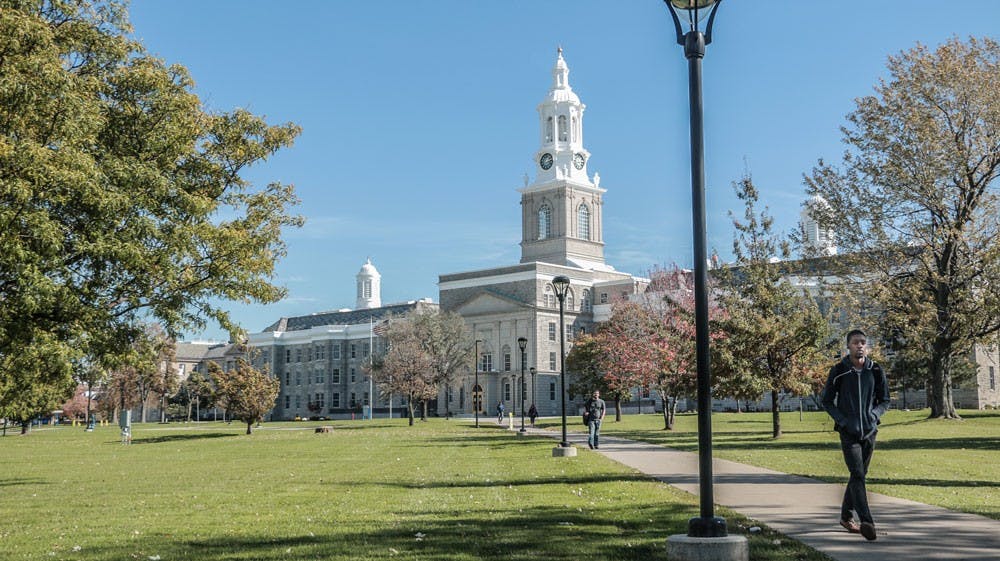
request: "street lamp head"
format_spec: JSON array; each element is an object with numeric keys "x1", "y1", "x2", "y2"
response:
[
  {"x1": 517, "y1": 336, "x2": 527, "y2": 353},
  {"x1": 665, "y1": 0, "x2": 721, "y2": 45},
  {"x1": 552, "y1": 275, "x2": 571, "y2": 300},
  {"x1": 529, "y1": 367, "x2": 536, "y2": 375}
]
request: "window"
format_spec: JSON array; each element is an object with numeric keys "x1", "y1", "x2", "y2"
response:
[
  {"x1": 503, "y1": 346, "x2": 511, "y2": 372},
  {"x1": 295, "y1": 372, "x2": 301, "y2": 386},
  {"x1": 333, "y1": 345, "x2": 341, "y2": 359},
  {"x1": 566, "y1": 289, "x2": 574, "y2": 311},
  {"x1": 364, "y1": 392, "x2": 370, "y2": 406},
  {"x1": 363, "y1": 279, "x2": 372, "y2": 299},
  {"x1": 600, "y1": 292, "x2": 608, "y2": 304},
  {"x1": 582, "y1": 289, "x2": 592, "y2": 312},
  {"x1": 295, "y1": 395, "x2": 301, "y2": 409},
  {"x1": 332, "y1": 393, "x2": 340, "y2": 408},
  {"x1": 316, "y1": 393, "x2": 325, "y2": 409},
  {"x1": 567, "y1": 324, "x2": 574, "y2": 341},
  {"x1": 577, "y1": 203, "x2": 590, "y2": 240},
  {"x1": 316, "y1": 369, "x2": 324, "y2": 384},
  {"x1": 480, "y1": 353, "x2": 493, "y2": 372},
  {"x1": 549, "y1": 382, "x2": 556, "y2": 401},
  {"x1": 350, "y1": 393, "x2": 357, "y2": 408},
  {"x1": 544, "y1": 284, "x2": 554, "y2": 307},
  {"x1": 296, "y1": 349, "x2": 302, "y2": 363},
  {"x1": 351, "y1": 344, "x2": 356, "y2": 359},
  {"x1": 307, "y1": 371, "x2": 312, "y2": 384},
  {"x1": 548, "y1": 322, "x2": 557, "y2": 341},
  {"x1": 558, "y1": 115, "x2": 567, "y2": 141},
  {"x1": 990, "y1": 366, "x2": 996, "y2": 390},
  {"x1": 316, "y1": 346, "x2": 324, "y2": 360},
  {"x1": 545, "y1": 116, "x2": 553, "y2": 142},
  {"x1": 285, "y1": 372, "x2": 290, "y2": 386},
  {"x1": 350, "y1": 368, "x2": 356, "y2": 382},
  {"x1": 363, "y1": 342, "x2": 370, "y2": 358},
  {"x1": 504, "y1": 383, "x2": 511, "y2": 401},
  {"x1": 332, "y1": 368, "x2": 340, "y2": 383},
  {"x1": 538, "y1": 205, "x2": 551, "y2": 240},
  {"x1": 549, "y1": 352, "x2": 557, "y2": 371},
  {"x1": 285, "y1": 395, "x2": 290, "y2": 408},
  {"x1": 307, "y1": 347, "x2": 312, "y2": 362},
  {"x1": 286, "y1": 349, "x2": 292, "y2": 363}
]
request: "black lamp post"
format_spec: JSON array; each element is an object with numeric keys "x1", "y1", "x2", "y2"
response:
[
  {"x1": 552, "y1": 275, "x2": 571, "y2": 448},
  {"x1": 474, "y1": 338, "x2": 482, "y2": 428},
  {"x1": 664, "y1": 0, "x2": 726, "y2": 539},
  {"x1": 517, "y1": 336, "x2": 528, "y2": 432},
  {"x1": 529, "y1": 366, "x2": 536, "y2": 414}
]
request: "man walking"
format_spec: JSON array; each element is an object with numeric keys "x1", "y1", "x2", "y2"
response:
[
  {"x1": 585, "y1": 390, "x2": 606, "y2": 450},
  {"x1": 821, "y1": 329, "x2": 890, "y2": 541}
]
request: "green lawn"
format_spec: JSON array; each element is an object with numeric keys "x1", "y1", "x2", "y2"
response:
[
  {"x1": 0, "y1": 420, "x2": 828, "y2": 561},
  {"x1": 572, "y1": 408, "x2": 1000, "y2": 520}
]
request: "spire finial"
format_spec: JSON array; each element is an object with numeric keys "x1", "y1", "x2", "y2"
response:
[{"x1": 557, "y1": 45, "x2": 563, "y2": 57}]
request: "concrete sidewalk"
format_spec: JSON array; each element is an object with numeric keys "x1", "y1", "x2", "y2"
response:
[{"x1": 525, "y1": 426, "x2": 999, "y2": 561}]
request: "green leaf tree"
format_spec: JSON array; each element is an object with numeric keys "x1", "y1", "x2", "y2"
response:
[
  {"x1": 0, "y1": 1, "x2": 302, "y2": 416},
  {"x1": 716, "y1": 173, "x2": 832, "y2": 438},
  {"x1": 805, "y1": 37, "x2": 1000, "y2": 419},
  {"x1": 208, "y1": 357, "x2": 279, "y2": 435}
]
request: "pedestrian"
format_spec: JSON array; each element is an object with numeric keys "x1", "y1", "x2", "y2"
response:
[
  {"x1": 821, "y1": 329, "x2": 889, "y2": 542},
  {"x1": 584, "y1": 390, "x2": 606, "y2": 449},
  {"x1": 496, "y1": 400, "x2": 505, "y2": 424},
  {"x1": 528, "y1": 403, "x2": 538, "y2": 427}
]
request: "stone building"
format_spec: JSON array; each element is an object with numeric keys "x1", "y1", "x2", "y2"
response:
[
  {"x1": 438, "y1": 49, "x2": 648, "y2": 418},
  {"x1": 247, "y1": 259, "x2": 438, "y2": 420}
]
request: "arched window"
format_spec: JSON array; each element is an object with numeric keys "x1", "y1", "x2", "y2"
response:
[
  {"x1": 566, "y1": 289, "x2": 575, "y2": 312},
  {"x1": 582, "y1": 289, "x2": 592, "y2": 312},
  {"x1": 577, "y1": 203, "x2": 590, "y2": 240},
  {"x1": 558, "y1": 115, "x2": 568, "y2": 141},
  {"x1": 538, "y1": 205, "x2": 551, "y2": 240},
  {"x1": 502, "y1": 345, "x2": 512, "y2": 372},
  {"x1": 546, "y1": 116, "x2": 553, "y2": 143},
  {"x1": 543, "y1": 284, "x2": 554, "y2": 308}
]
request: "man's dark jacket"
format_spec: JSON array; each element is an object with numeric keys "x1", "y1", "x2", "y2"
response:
[{"x1": 821, "y1": 356, "x2": 890, "y2": 439}]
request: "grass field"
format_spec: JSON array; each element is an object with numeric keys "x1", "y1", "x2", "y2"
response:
[
  {"x1": 565, "y1": 408, "x2": 1000, "y2": 520},
  {"x1": 0, "y1": 420, "x2": 830, "y2": 561}
]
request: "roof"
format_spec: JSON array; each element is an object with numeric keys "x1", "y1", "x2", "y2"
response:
[{"x1": 260, "y1": 301, "x2": 438, "y2": 333}]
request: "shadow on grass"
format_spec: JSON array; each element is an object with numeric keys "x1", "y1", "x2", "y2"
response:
[
  {"x1": 334, "y1": 472, "x2": 649, "y2": 490},
  {"x1": 70, "y1": 502, "x2": 826, "y2": 561},
  {"x1": 129, "y1": 432, "x2": 237, "y2": 445},
  {"x1": 608, "y1": 430, "x2": 1000, "y2": 453},
  {"x1": 0, "y1": 477, "x2": 49, "y2": 487}
]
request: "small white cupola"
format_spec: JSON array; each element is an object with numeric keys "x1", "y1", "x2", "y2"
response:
[
  {"x1": 801, "y1": 195, "x2": 838, "y2": 256},
  {"x1": 356, "y1": 257, "x2": 382, "y2": 309}
]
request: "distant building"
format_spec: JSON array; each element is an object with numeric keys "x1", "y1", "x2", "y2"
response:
[
  {"x1": 247, "y1": 259, "x2": 438, "y2": 420},
  {"x1": 439, "y1": 49, "x2": 648, "y2": 418}
]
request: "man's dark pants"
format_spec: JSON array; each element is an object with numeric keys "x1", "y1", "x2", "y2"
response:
[{"x1": 839, "y1": 431, "x2": 876, "y2": 524}]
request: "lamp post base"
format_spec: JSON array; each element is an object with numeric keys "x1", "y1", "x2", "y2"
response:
[
  {"x1": 666, "y1": 534, "x2": 748, "y2": 561},
  {"x1": 688, "y1": 516, "x2": 728, "y2": 537},
  {"x1": 551, "y1": 445, "x2": 577, "y2": 457},
  {"x1": 516, "y1": 431, "x2": 528, "y2": 437}
]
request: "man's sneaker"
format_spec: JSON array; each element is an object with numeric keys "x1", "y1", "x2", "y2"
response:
[
  {"x1": 860, "y1": 522, "x2": 877, "y2": 541},
  {"x1": 839, "y1": 519, "x2": 860, "y2": 534}
]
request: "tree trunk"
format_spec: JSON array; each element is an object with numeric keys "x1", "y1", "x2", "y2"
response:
[
  {"x1": 246, "y1": 421, "x2": 253, "y2": 435},
  {"x1": 420, "y1": 400, "x2": 427, "y2": 421},
  {"x1": 20, "y1": 419, "x2": 29, "y2": 434},
  {"x1": 662, "y1": 396, "x2": 672, "y2": 430},
  {"x1": 771, "y1": 389, "x2": 782, "y2": 438},
  {"x1": 928, "y1": 347, "x2": 960, "y2": 419},
  {"x1": 407, "y1": 394, "x2": 415, "y2": 426},
  {"x1": 614, "y1": 397, "x2": 622, "y2": 422},
  {"x1": 735, "y1": 399, "x2": 742, "y2": 413}
]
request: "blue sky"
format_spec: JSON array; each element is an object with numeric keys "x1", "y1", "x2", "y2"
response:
[{"x1": 126, "y1": 1, "x2": 1000, "y2": 341}]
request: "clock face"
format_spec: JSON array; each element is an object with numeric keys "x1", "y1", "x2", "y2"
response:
[
  {"x1": 539, "y1": 153, "x2": 553, "y2": 170},
  {"x1": 573, "y1": 153, "x2": 586, "y2": 170}
]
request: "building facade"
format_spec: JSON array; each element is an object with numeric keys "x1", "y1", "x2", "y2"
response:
[{"x1": 438, "y1": 49, "x2": 647, "y2": 418}]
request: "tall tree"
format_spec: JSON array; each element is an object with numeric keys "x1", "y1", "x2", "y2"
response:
[
  {"x1": 716, "y1": 174, "x2": 832, "y2": 438},
  {"x1": 409, "y1": 309, "x2": 473, "y2": 417},
  {"x1": 367, "y1": 321, "x2": 435, "y2": 426},
  {"x1": 209, "y1": 358, "x2": 279, "y2": 435},
  {"x1": 806, "y1": 37, "x2": 1000, "y2": 419},
  {"x1": 0, "y1": 1, "x2": 302, "y2": 413}
]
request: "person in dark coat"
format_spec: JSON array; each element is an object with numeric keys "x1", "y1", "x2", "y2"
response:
[{"x1": 821, "y1": 329, "x2": 890, "y2": 542}]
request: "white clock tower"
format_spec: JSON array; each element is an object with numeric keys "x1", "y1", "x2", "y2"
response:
[{"x1": 519, "y1": 48, "x2": 608, "y2": 270}]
